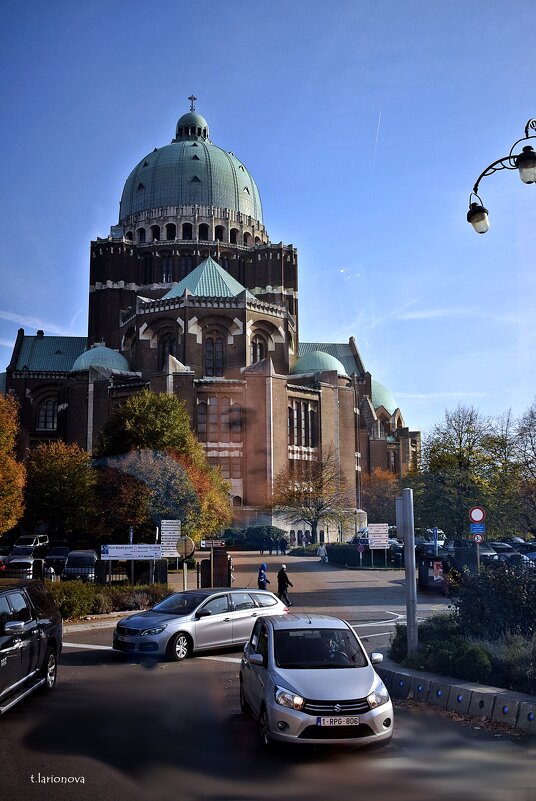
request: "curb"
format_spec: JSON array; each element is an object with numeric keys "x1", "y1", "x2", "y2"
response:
[{"x1": 377, "y1": 659, "x2": 536, "y2": 733}]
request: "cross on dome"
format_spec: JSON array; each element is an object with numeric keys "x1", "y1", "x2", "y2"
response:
[{"x1": 188, "y1": 94, "x2": 197, "y2": 111}]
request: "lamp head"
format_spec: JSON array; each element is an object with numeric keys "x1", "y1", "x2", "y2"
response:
[
  {"x1": 467, "y1": 202, "x2": 490, "y2": 234},
  {"x1": 515, "y1": 145, "x2": 536, "y2": 184}
]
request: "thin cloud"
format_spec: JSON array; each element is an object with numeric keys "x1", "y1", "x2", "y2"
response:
[
  {"x1": 0, "y1": 309, "x2": 76, "y2": 336},
  {"x1": 396, "y1": 391, "x2": 489, "y2": 400},
  {"x1": 399, "y1": 308, "x2": 518, "y2": 323}
]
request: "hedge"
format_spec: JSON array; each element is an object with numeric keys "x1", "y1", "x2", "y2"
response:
[{"x1": 46, "y1": 581, "x2": 172, "y2": 619}]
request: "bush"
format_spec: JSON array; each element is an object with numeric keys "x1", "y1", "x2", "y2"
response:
[
  {"x1": 46, "y1": 581, "x2": 172, "y2": 619},
  {"x1": 222, "y1": 525, "x2": 287, "y2": 551}
]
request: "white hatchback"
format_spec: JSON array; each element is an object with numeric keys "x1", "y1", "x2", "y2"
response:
[{"x1": 240, "y1": 614, "x2": 393, "y2": 748}]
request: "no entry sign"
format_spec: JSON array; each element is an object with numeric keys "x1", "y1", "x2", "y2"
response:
[{"x1": 469, "y1": 506, "x2": 486, "y2": 523}]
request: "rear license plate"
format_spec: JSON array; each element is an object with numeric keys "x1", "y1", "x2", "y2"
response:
[{"x1": 316, "y1": 716, "x2": 360, "y2": 726}]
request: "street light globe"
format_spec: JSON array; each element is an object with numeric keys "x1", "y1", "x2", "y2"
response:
[
  {"x1": 467, "y1": 202, "x2": 490, "y2": 234},
  {"x1": 515, "y1": 145, "x2": 536, "y2": 184}
]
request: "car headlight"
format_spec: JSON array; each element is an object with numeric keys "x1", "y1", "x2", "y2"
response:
[
  {"x1": 140, "y1": 625, "x2": 167, "y2": 636},
  {"x1": 275, "y1": 686, "x2": 305, "y2": 710},
  {"x1": 367, "y1": 681, "x2": 390, "y2": 709}
]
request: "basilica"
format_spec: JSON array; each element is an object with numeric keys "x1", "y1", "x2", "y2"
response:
[{"x1": 2, "y1": 101, "x2": 420, "y2": 540}]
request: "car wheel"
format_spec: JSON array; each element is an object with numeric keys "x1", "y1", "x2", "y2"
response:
[
  {"x1": 258, "y1": 707, "x2": 273, "y2": 748},
  {"x1": 167, "y1": 632, "x2": 191, "y2": 662},
  {"x1": 40, "y1": 647, "x2": 57, "y2": 692},
  {"x1": 239, "y1": 679, "x2": 250, "y2": 714}
]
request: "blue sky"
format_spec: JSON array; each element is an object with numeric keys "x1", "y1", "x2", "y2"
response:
[{"x1": 1, "y1": 0, "x2": 535, "y2": 434}]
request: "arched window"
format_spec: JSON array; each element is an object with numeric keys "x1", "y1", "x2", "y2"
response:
[
  {"x1": 179, "y1": 254, "x2": 193, "y2": 279},
  {"x1": 197, "y1": 401, "x2": 207, "y2": 441},
  {"x1": 199, "y1": 223, "x2": 209, "y2": 240},
  {"x1": 158, "y1": 331, "x2": 178, "y2": 370},
  {"x1": 165, "y1": 223, "x2": 176, "y2": 240},
  {"x1": 243, "y1": 232, "x2": 251, "y2": 245},
  {"x1": 161, "y1": 253, "x2": 173, "y2": 282},
  {"x1": 150, "y1": 225, "x2": 160, "y2": 242},
  {"x1": 182, "y1": 223, "x2": 193, "y2": 240},
  {"x1": 215, "y1": 225, "x2": 225, "y2": 242},
  {"x1": 250, "y1": 334, "x2": 266, "y2": 364},
  {"x1": 137, "y1": 227, "x2": 146, "y2": 243},
  {"x1": 36, "y1": 398, "x2": 58, "y2": 431},
  {"x1": 204, "y1": 334, "x2": 224, "y2": 377},
  {"x1": 254, "y1": 236, "x2": 261, "y2": 245},
  {"x1": 125, "y1": 231, "x2": 133, "y2": 241},
  {"x1": 230, "y1": 228, "x2": 239, "y2": 244}
]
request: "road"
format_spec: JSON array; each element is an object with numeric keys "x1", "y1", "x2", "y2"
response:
[{"x1": 0, "y1": 553, "x2": 535, "y2": 801}]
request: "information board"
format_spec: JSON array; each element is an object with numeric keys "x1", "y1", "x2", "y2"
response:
[{"x1": 101, "y1": 544, "x2": 162, "y2": 560}]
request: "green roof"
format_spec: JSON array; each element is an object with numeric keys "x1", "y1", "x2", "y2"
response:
[
  {"x1": 162, "y1": 256, "x2": 255, "y2": 300},
  {"x1": 299, "y1": 342, "x2": 361, "y2": 378},
  {"x1": 13, "y1": 336, "x2": 87, "y2": 372},
  {"x1": 291, "y1": 350, "x2": 348, "y2": 377},
  {"x1": 120, "y1": 111, "x2": 263, "y2": 224},
  {"x1": 372, "y1": 379, "x2": 398, "y2": 415},
  {"x1": 71, "y1": 345, "x2": 130, "y2": 372}
]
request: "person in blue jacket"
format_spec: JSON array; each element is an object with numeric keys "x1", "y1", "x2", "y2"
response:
[{"x1": 257, "y1": 563, "x2": 270, "y2": 590}]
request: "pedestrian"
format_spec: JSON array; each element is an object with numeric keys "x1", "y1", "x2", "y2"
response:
[
  {"x1": 303, "y1": 533, "x2": 309, "y2": 548},
  {"x1": 257, "y1": 563, "x2": 270, "y2": 590},
  {"x1": 260, "y1": 537, "x2": 265, "y2": 555},
  {"x1": 277, "y1": 564, "x2": 293, "y2": 606},
  {"x1": 280, "y1": 537, "x2": 287, "y2": 556},
  {"x1": 317, "y1": 543, "x2": 328, "y2": 563},
  {"x1": 268, "y1": 536, "x2": 274, "y2": 555}
]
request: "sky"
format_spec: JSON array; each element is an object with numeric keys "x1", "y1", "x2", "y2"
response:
[{"x1": 0, "y1": 0, "x2": 535, "y2": 435}]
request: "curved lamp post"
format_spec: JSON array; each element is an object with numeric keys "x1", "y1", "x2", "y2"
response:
[{"x1": 467, "y1": 119, "x2": 536, "y2": 233}]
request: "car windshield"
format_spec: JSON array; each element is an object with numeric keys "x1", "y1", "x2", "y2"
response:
[
  {"x1": 274, "y1": 627, "x2": 368, "y2": 669},
  {"x1": 152, "y1": 592, "x2": 207, "y2": 616},
  {"x1": 12, "y1": 547, "x2": 33, "y2": 555},
  {"x1": 66, "y1": 557, "x2": 95, "y2": 566},
  {"x1": 17, "y1": 538, "x2": 35, "y2": 546}
]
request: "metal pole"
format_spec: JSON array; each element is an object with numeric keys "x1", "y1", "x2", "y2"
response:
[
  {"x1": 183, "y1": 560, "x2": 188, "y2": 590},
  {"x1": 401, "y1": 488, "x2": 418, "y2": 658}
]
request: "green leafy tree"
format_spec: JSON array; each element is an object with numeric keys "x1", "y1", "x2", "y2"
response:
[
  {"x1": 92, "y1": 467, "x2": 153, "y2": 543},
  {"x1": 268, "y1": 448, "x2": 354, "y2": 541},
  {"x1": 515, "y1": 400, "x2": 536, "y2": 533},
  {"x1": 97, "y1": 389, "x2": 191, "y2": 456},
  {"x1": 25, "y1": 441, "x2": 96, "y2": 537},
  {"x1": 0, "y1": 395, "x2": 25, "y2": 534}
]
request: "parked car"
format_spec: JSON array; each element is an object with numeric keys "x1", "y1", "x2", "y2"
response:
[
  {"x1": 487, "y1": 541, "x2": 515, "y2": 554},
  {"x1": 62, "y1": 550, "x2": 98, "y2": 582},
  {"x1": 14, "y1": 535, "x2": 49, "y2": 555},
  {"x1": 113, "y1": 588, "x2": 289, "y2": 661},
  {"x1": 0, "y1": 579, "x2": 62, "y2": 714},
  {"x1": 443, "y1": 539, "x2": 498, "y2": 565},
  {"x1": 239, "y1": 613, "x2": 393, "y2": 748},
  {"x1": 496, "y1": 553, "x2": 536, "y2": 570},
  {"x1": 44, "y1": 545, "x2": 70, "y2": 576},
  {"x1": 3, "y1": 558, "x2": 35, "y2": 580}
]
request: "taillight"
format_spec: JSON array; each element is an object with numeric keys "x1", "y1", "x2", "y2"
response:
[{"x1": 283, "y1": 606, "x2": 289, "y2": 613}]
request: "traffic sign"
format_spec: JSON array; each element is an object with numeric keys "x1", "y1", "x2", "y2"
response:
[
  {"x1": 473, "y1": 533, "x2": 484, "y2": 544},
  {"x1": 469, "y1": 506, "x2": 486, "y2": 523},
  {"x1": 470, "y1": 523, "x2": 485, "y2": 534}
]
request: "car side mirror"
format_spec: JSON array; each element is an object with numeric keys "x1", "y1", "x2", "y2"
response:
[
  {"x1": 4, "y1": 621, "x2": 25, "y2": 635},
  {"x1": 196, "y1": 610, "x2": 212, "y2": 619},
  {"x1": 370, "y1": 652, "x2": 383, "y2": 665},
  {"x1": 249, "y1": 652, "x2": 264, "y2": 666}
]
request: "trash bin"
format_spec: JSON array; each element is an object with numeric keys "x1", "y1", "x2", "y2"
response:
[{"x1": 417, "y1": 556, "x2": 447, "y2": 593}]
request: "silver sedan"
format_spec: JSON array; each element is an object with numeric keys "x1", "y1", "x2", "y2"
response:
[{"x1": 113, "y1": 588, "x2": 288, "y2": 661}]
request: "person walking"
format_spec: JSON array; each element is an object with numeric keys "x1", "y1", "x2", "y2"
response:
[
  {"x1": 277, "y1": 564, "x2": 293, "y2": 606},
  {"x1": 280, "y1": 537, "x2": 287, "y2": 556},
  {"x1": 257, "y1": 563, "x2": 270, "y2": 590},
  {"x1": 317, "y1": 543, "x2": 328, "y2": 563}
]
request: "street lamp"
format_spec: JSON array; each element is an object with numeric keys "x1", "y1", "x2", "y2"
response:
[{"x1": 467, "y1": 118, "x2": 536, "y2": 233}]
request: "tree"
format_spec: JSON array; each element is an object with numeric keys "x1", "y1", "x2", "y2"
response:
[
  {"x1": 515, "y1": 400, "x2": 536, "y2": 533},
  {"x1": 100, "y1": 450, "x2": 199, "y2": 535},
  {"x1": 92, "y1": 467, "x2": 153, "y2": 543},
  {"x1": 0, "y1": 396, "x2": 25, "y2": 535},
  {"x1": 25, "y1": 442, "x2": 96, "y2": 537},
  {"x1": 361, "y1": 468, "x2": 399, "y2": 525},
  {"x1": 97, "y1": 389, "x2": 191, "y2": 456},
  {"x1": 268, "y1": 449, "x2": 354, "y2": 541}
]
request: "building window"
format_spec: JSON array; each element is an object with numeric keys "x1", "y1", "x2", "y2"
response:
[
  {"x1": 165, "y1": 223, "x2": 176, "y2": 240},
  {"x1": 150, "y1": 225, "x2": 160, "y2": 242},
  {"x1": 199, "y1": 223, "x2": 209, "y2": 240},
  {"x1": 158, "y1": 331, "x2": 178, "y2": 370},
  {"x1": 198, "y1": 396, "x2": 242, "y2": 443},
  {"x1": 161, "y1": 254, "x2": 173, "y2": 282},
  {"x1": 215, "y1": 225, "x2": 225, "y2": 242},
  {"x1": 204, "y1": 334, "x2": 224, "y2": 377},
  {"x1": 137, "y1": 227, "x2": 146, "y2": 243},
  {"x1": 250, "y1": 334, "x2": 266, "y2": 364},
  {"x1": 36, "y1": 398, "x2": 58, "y2": 431},
  {"x1": 288, "y1": 399, "x2": 318, "y2": 447},
  {"x1": 182, "y1": 223, "x2": 193, "y2": 240},
  {"x1": 230, "y1": 228, "x2": 239, "y2": 244},
  {"x1": 179, "y1": 254, "x2": 193, "y2": 278}
]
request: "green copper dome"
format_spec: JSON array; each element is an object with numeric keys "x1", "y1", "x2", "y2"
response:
[
  {"x1": 71, "y1": 346, "x2": 130, "y2": 373},
  {"x1": 371, "y1": 379, "x2": 398, "y2": 415},
  {"x1": 119, "y1": 108, "x2": 263, "y2": 224},
  {"x1": 291, "y1": 350, "x2": 348, "y2": 377}
]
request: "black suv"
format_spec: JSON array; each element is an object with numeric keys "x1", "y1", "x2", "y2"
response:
[{"x1": 0, "y1": 579, "x2": 62, "y2": 715}]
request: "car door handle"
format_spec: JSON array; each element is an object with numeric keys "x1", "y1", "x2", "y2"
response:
[
  {"x1": 223, "y1": 617, "x2": 231, "y2": 622},
  {"x1": 251, "y1": 613, "x2": 258, "y2": 617}
]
